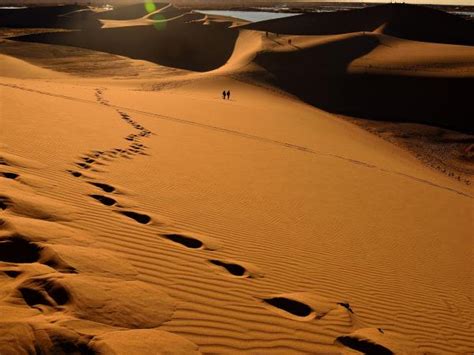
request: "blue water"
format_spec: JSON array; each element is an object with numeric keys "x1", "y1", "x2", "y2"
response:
[{"x1": 196, "y1": 10, "x2": 299, "y2": 23}]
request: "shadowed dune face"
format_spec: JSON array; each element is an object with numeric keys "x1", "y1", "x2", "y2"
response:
[
  {"x1": 0, "y1": 5, "x2": 101, "y2": 29},
  {"x1": 242, "y1": 3, "x2": 474, "y2": 46},
  {"x1": 253, "y1": 34, "x2": 474, "y2": 134},
  {"x1": 13, "y1": 22, "x2": 239, "y2": 72}
]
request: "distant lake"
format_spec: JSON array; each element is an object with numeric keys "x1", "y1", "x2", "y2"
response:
[
  {"x1": 0, "y1": 6, "x2": 27, "y2": 9},
  {"x1": 196, "y1": 10, "x2": 299, "y2": 23}
]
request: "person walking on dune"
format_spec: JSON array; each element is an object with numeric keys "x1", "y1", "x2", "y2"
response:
[
  {"x1": 226, "y1": 90, "x2": 231, "y2": 100},
  {"x1": 222, "y1": 90, "x2": 226, "y2": 100}
]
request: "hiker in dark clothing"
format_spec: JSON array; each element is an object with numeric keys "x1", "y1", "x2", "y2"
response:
[
  {"x1": 222, "y1": 90, "x2": 226, "y2": 99},
  {"x1": 226, "y1": 90, "x2": 230, "y2": 100}
]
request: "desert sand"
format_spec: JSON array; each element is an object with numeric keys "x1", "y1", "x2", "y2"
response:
[{"x1": 0, "y1": 3, "x2": 473, "y2": 354}]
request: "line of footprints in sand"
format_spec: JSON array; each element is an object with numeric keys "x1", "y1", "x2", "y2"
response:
[{"x1": 0, "y1": 89, "x2": 397, "y2": 353}]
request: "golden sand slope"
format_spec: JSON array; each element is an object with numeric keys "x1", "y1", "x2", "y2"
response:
[{"x1": 1, "y1": 5, "x2": 473, "y2": 354}]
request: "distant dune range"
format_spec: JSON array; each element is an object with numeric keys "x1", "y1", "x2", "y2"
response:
[
  {"x1": 6, "y1": 3, "x2": 474, "y2": 133},
  {"x1": 242, "y1": 3, "x2": 474, "y2": 46}
]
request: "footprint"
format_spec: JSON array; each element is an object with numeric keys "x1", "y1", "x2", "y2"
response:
[
  {"x1": 88, "y1": 182, "x2": 115, "y2": 193},
  {"x1": 76, "y1": 163, "x2": 90, "y2": 170},
  {"x1": 335, "y1": 328, "x2": 397, "y2": 355},
  {"x1": 208, "y1": 259, "x2": 263, "y2": 278},
  {"x1": 0, "y1": 172, "x2": 19, "y2": 180},
  {"x1": 336, "y1": 336, "x2": 393, "y2": 355},
  {"x1": 209, "y1": 259, "x2": 245, "y2": 276},
  {"x1": 262, "y1": 293, "x2": 349, "y2": 321},
  {"x1": 117, "y1": 211, "x2": 151, "y2": 224},
  {"x1": 161, "y1": 234, "x2": 203, "y2": 249},
  {"x1": 160, "y1": 233, "x2": 220, "y2": 250},
  {"x1": 263, "y1": 297, "x2": 313, "y2": 318},
  {"x1": 67, "y1": 170, "x2": 82, "y2": 178},
  {"x1": 81, "y1": 157, "x2": 95, "y2": 164},
  {"x1": 0, "y1": 236, "x2": 41, "y2": 263},
  {"x1": 3, "y1": 270, "x2": 22, "y2": 278},
  {"x1": 89, "y1": 194, "x2": 116, "y2": 206},
  {"x1": 19, "y1": 278, "x2": 69, "y2": 309},
  {"x1": 0, "y1": 235, "x2": 76, "y2": 273},
  {"x1": 338, "y1": 302, "x2": 354, "y2": 313},
  {"x1": 0, "y1": 196, "x2": 11, "y2": 210}
]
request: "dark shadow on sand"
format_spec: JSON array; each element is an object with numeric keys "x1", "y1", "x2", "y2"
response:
[
  {"x1": 11, "y1": 21, "x2": 239, "y2": 72},
  {"x1": 254, "y1": 34, "x2": 474, "y2": 134}
]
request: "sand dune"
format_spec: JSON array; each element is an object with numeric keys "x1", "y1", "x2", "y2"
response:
[
  {"x1": 242, "y1": 3, "x2": 474, "y2": 46},
  {"x1": 8, "y1": 3, "x2": 473, "y2": 131},
  {"x1": 1, "y1": 3, "x2": 473, "y2": 354},
  {"x1": 247, "y1": 32, "x2": 474, "y2": 133},
  {"x1": 13, "y1": 18, "x2": 237, "y2": 72}
]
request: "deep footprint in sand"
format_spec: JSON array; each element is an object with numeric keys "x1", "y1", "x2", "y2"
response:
[
  {"x1": 162, "y1": 234, "x2": 203, "y2": 249},
  {"x1": 88, "y1": 182, "x2": 115, "y2": 193},
  {"x1": 264, "y1": 297, "x2": 313, "y2": 318},
  {"x1": 0, "y1": 236, "x2": 41, "y2": 263},
  {"x1": 335, "y1": 328, "x2": 399, "y2": 355},
  {"x1": 67, "y1": 170, "x2": 82, "y2": 178},
  {"x1": 89, "y1": 194, "x2": 117, "y2": 206},
  {"x1": 76, "y1": 163, "x2": 90, "y2": 170},
  {"x1": 337, "y1": 336, "x2": 393, "y2": 355},
  {"x1": 262, "y1": 293, "x2": 352, "y2": 321},
  {"x1": 117, "y1": 211, "x2": 151, "y2": 224},
  {"x1": 160, "y1": 233, "x2": 220, "y2": 250},
  {"x1": 0, "y1": 196, "x2": 11, "y2": 210},
  {"x1": 19, "y1": 279, "x2": 70, "y2": 308},
  {"x1": 0, "y1": 172, "x2": 19, "y2": 180},
  {"x1": 208, "y1": 259, "x2": 263, "y2": 278},
  {"x1": 0, "y1": 235, "x2": 76, "y2": 273},
  {"x1": 81, "y1": 157, "x2": 95, "y2": 164}
]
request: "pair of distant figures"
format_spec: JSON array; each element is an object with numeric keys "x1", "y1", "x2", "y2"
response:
[{"x1": 222, "y1": 90, "x2": 231, "y2": 100}]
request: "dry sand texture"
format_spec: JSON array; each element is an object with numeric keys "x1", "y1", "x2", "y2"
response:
[{"x1": 0, "y1": 3, "x2": 473, "y2": 354}]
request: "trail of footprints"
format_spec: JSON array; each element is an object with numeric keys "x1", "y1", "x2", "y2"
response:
[
  {"x1": 0, "y1": 89, "x2": 397, "y2": 352},
  {"x1": 1, "y1": 160, "x2": 198, "y2": 350}
]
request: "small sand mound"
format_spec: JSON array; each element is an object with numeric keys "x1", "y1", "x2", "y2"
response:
[
  {"x1": 17, "y1": 275, "x2": 176, "y2": 328},
  {"x1": 0, "y1": 322, "x2": 36, "y2": 354},
  {"x1": 0, "y1": 151, "x2": 45, "y2": 169},
  {"x1": 0, "y1": 321, "x2": 93, "y2": 354},
  {"x1": 0, "y1": 215, "x2": 93, "y2": 246},
  {"x1": 0, "y1": 186, "x2": 76, "y2": 221},
  {"x1": 45, "y1": 244, "x2": 137, "y2": 279},
  {"x1": 90, "y1": 329, "x2": 201, "y2": 354}
]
